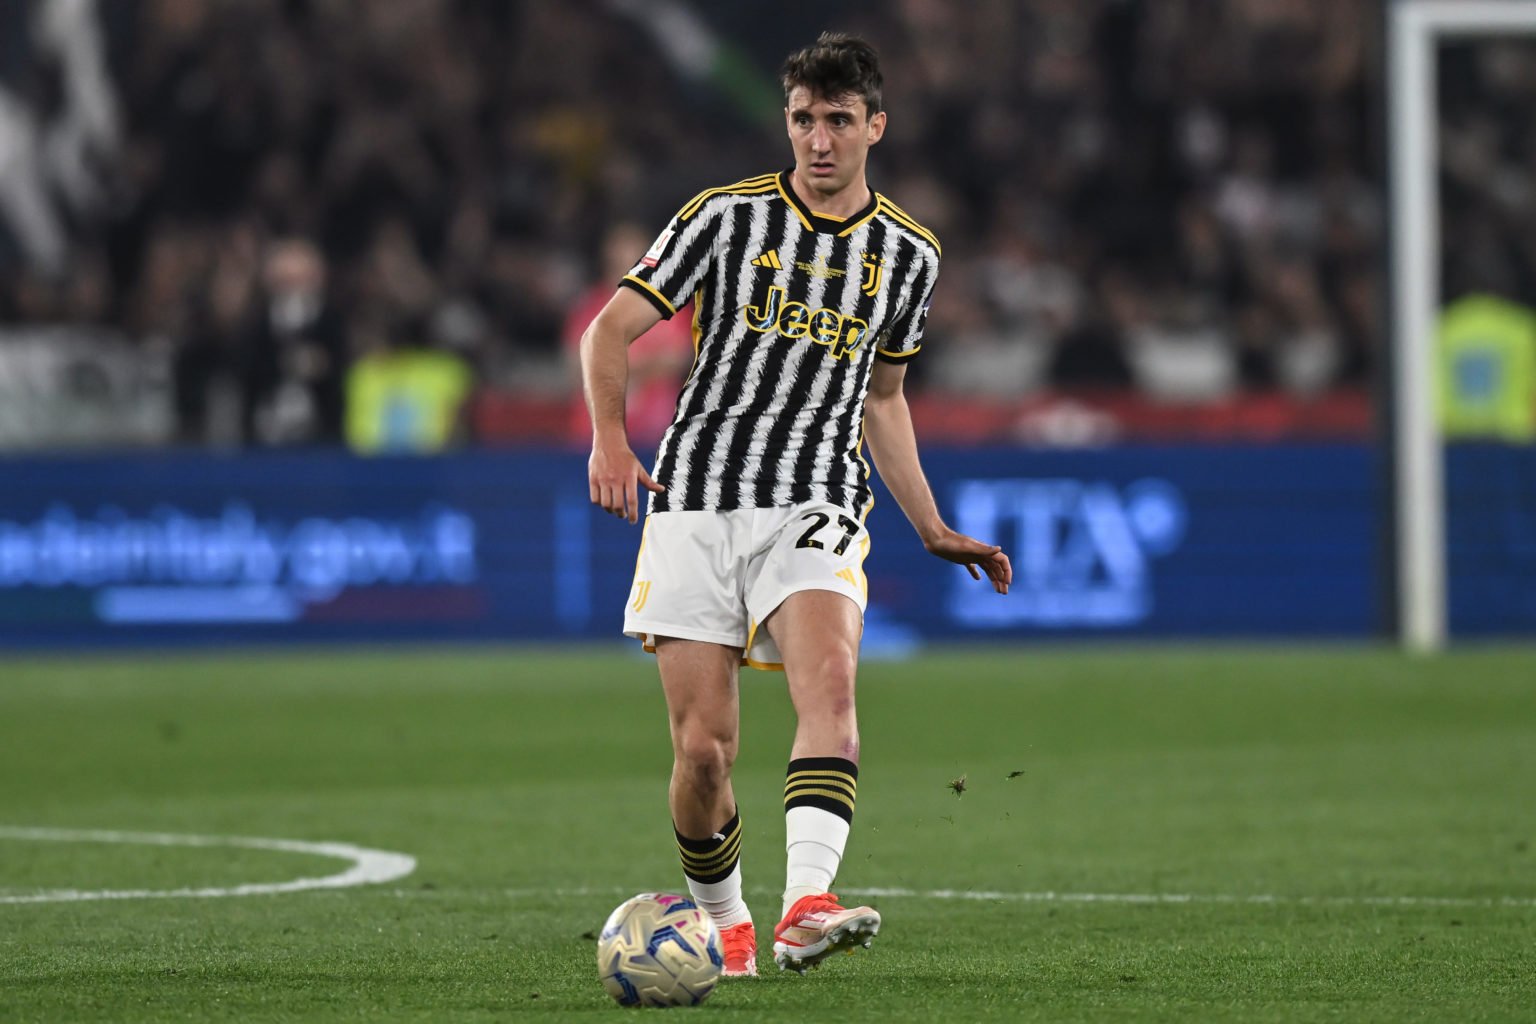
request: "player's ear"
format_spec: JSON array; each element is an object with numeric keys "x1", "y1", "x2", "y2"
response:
[{"x1": 866, "y1": 110, "x2": 887, "y2": 145}]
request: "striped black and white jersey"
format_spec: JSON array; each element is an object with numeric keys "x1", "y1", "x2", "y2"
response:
[{"x1": 621, "y1": 169, "x2": 941, "y2": 515}]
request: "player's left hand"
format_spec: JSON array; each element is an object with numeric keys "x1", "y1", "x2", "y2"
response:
[{"x1": 924, "y1": 529, "x2": 1012, "y2": 595}]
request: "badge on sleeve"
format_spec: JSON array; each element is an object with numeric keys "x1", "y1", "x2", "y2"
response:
[{"x1": 640, "y1": 227, "x2": 675, "y2": 268}]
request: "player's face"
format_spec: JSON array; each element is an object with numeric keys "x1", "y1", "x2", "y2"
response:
[{"x1": 785, "y1": 87, "x2": 886, "y2": 198}]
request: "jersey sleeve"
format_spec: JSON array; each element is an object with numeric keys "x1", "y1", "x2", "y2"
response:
[
  {"x1": 876, "y1": 256, "x2": 939, "y2": 363},
  {"x1": 618, "y1": 199, "x2": 721, "y2": 321}
]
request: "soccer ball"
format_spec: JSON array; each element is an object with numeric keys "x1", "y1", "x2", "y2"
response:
[{"x1": 596, "y1": 892, "x2": 723, "y2": 1007}]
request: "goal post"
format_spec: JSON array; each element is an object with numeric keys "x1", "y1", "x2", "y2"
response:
[{"x1": 1386, "y1": 0, "x2": 1536, "y2": 652}]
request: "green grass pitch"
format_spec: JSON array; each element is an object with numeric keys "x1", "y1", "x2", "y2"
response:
[{"x1": 1, "y1": 645, "x2": 1533, "y2": 1022}]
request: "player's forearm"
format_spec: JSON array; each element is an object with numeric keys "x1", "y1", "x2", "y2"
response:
[
  {"x1": 580, "y1": 321, "x2": 631, "y2": 445},
  {"x1": 863, "y1": 392, "x2": 945, "y2": 546}
]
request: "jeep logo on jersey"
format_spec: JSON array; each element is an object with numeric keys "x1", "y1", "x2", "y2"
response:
[{"x1": 743, "y1": 284, "x2": 868, "y2": 361}]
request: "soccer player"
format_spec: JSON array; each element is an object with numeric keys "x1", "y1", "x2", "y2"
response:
[{"x1": 581, "y1": 32, "x2": 1011, "y2": 977}]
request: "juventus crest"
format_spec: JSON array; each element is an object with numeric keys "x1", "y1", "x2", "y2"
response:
[{"x1": 860, "y1": 252, "x2": 884, "y2": 296}]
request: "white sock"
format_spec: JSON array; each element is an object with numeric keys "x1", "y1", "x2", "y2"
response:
[
  {"x1": 783, "y1": 806, "x2": 851, "y2": 918},
  {"x1": 685, "y1": 862, "x2": 752, "y2": 930}
]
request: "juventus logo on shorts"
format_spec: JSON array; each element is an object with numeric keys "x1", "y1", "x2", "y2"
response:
[{"x1": 631, "y1": 581, "x2": 652, "y2": 612}]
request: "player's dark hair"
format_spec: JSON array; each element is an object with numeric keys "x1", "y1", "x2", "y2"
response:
[{"x1": 780, "y1": 32, "x2": 883, "y2": 117}]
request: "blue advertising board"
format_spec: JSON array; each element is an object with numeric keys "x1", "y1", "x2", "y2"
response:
[
  {"x1": 0, "y1": 445, "x2": 1377, "y2": 648},
  {"x1": 866, "y1": 446, "x2": 1377, "y2": 638},
  {"x1": 1444, "y1": 443, "x2": 1536, "y2": 636},
  {"x1": 0, "y1": 444, "x2": 1528, "y2": 649}
]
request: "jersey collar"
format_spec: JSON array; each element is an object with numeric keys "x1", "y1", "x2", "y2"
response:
[{"x1": 776, "y1": 169, "x2": 879, "y2": 235}]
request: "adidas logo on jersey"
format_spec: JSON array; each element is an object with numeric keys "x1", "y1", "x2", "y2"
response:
[{"x1": 750, "y1": 249, "x2": 783, "y2": 270}]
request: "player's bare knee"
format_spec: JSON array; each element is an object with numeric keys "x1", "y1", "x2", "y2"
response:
[
  {"x1": 807, "y1": 647, "x2": 858, "y2": 695},
  {"x1": 674, "y1": 730, "x2": 736, "y2": 785}
]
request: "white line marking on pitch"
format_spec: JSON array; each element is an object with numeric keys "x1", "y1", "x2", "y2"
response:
[
  {"x1": 0, "y1": 827, "x2": 416, "y2": 905},
  {"x1": 847, "y1": 886, "x2": 1536, "y2": 909},
  {"x1": 476, "y1": 885, "x2": 1536, "y2": 910}
]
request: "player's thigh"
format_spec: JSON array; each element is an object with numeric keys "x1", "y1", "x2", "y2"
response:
[
  {"x1": 746, "y1": 501, "x2": 868, "y2": 686},
  {"x1": 763, "y1": 589, "x2": 862, "y2": 716},
  {"x1": 655, "y1": 637, "x2": 743, "y2": 753}
]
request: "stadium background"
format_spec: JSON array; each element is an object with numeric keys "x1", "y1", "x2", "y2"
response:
[
  {"x1": 1, "y1": 0, "x2": 1532, "y2": 647},
  {"x1": 2, "y1": 4, "x2": 1535, "y2": 1022}
]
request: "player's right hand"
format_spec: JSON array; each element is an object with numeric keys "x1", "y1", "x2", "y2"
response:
[{"x1": 588, "y1": 443, "x2": 665, "y2": 524}]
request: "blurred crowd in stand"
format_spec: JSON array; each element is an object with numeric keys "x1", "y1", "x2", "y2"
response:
[{"x1": 0, "y1": 0, "x2": 1527, "y2": 449}]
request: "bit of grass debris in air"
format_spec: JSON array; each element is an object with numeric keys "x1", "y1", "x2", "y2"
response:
[{"x1": 948, "y1": 774, "x2": 967, "y2": 797}]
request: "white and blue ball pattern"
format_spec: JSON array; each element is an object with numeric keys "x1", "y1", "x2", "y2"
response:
[{"x1": 597, "y1": 893, "x2": 724, "y2": 1007}]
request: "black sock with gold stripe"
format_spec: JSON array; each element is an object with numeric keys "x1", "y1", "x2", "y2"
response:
[
  {"x1": 675, "y1": 809, "x2": 751, "y2": 929},
  {"x1": 675, "y1": 809, "x2": 743, "y2": 885},
  {"x1": 784, "y1": 757, "x2": 858, "y2": 823}
]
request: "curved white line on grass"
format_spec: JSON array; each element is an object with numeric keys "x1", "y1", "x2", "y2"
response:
[
  {"x1": 0, "y1": 827, "x2": 416, "y2": 905},
  {"x1": 485, "y1": 884, "x2": 1536, "y2": 910}
]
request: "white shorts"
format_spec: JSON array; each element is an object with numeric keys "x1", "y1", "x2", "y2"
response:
[{"x1": 623, "y1": 501, "x2": 871, "y2": 670}]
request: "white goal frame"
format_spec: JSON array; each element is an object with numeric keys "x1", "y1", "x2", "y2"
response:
[{"x1": 1387, "y1": 0, "x2": 1536, "y2": 652}]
